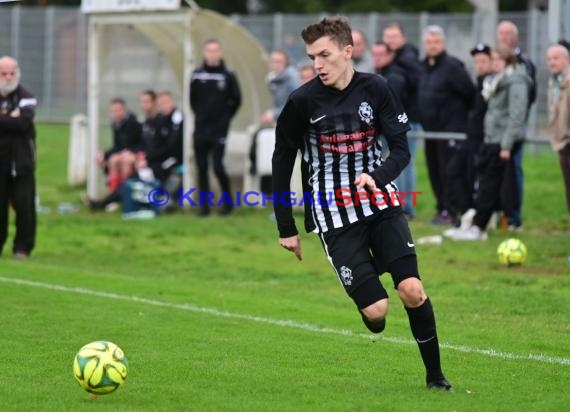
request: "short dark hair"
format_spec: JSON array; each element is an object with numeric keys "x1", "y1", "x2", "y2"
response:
[
  {"x1": 110, "y1": 97, "x2": 126, "y2": 106},
  {"x1": 301, "y1": 16, "x2": 353, "y2": 48},
  {"x1": 374, "y1": 41, "x2": 393, "y2": 53},
  {"x1": 141, "y1": 90, "x2": 157, "y2": 101},
  {"x1": 384, "y1": 22, "x2": 406, "y2": 36}
]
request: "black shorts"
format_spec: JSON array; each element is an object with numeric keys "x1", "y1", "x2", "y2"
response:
[{"x1": 319, "y1": 207, "x2": 419, "y2": 299}]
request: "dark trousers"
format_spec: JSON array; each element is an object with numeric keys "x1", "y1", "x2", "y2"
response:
[
  {"x1": 508, "y1": 143, "x2": 524, "y2": 226},
  {"x1": 560, "y1": 143, "x2": 570, "y2": 214},
  {"x1": 193, "y1": 137, "x2": 231, "y2": 195},
  {"x1": 0, "y1": 171, "x2": 36, "y2": 255},
  {"x1": 425, "y1": 139, "x2": 454, "y2": 213},
  {"x1": 446, "y1": 140, "x2": 481, "y2": 215},
  {"x1": 473, "y1": 143, "x2": 519, "y2": 230}
]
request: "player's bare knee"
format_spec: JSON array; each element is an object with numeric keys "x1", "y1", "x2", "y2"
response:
[
  {"x1": 361, "y1": 298, "x2": 388, "y2": 322},
  {"x1": 397, "y1": 278, "x2": 426, "y2": 308}
]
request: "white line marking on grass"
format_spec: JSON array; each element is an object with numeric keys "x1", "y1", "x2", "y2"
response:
[{"x1": 2, "y1": 276, "x2": 569, "y2": 367}]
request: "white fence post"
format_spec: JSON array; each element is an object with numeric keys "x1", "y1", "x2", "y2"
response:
[{"x1": 68, "y1": 114, "x2": 89, "y2": 187}]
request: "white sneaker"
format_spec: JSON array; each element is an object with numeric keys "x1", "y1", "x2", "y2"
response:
[
  {"x1": 122, "y1": 210, "x2": 156, "y2": 220},
  {"x1": 105, "y1": 202, "x2": 120, "y2": 213},
  {"x1": 487, "y1": 212, "x2": 499, "y2": 231},
  {"x1": 451, "y1": 226, "x2": 488, "y2": 241},
  {"x1": 442, "y1": 227, "x2": 459, "y2": 238},
  {"x1": 460, "y1": 208, "x2": 476, "y2": 230}
]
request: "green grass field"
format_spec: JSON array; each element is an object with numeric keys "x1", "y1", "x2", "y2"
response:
[{"x1": 1, "y1": 124, "x2": 569, "y2": 411}]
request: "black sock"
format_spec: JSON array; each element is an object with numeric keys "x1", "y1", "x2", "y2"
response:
[{"x1": 404, "y1": 298, "x2": 443, "y2": 380}]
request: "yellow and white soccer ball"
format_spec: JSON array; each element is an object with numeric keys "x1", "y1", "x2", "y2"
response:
[
  {"x1": 73, "y1": 340, "x2": 128, "y2": 395},
  {"x1": 497, "y1": 238, "x2": 527, "y2": 266}
]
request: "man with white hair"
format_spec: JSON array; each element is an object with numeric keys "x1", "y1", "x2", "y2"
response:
[
  {"x1": 417, "y1": 26, "x2": 475, "y2": 226},
  {"x1": 0, "y1": 56, "x2": 37, "y2": 259},
  {"x1": 496, "y1": 20, "x2": 537, "y2": 230},
  {"x1": 546, "y1": 44, "x2": 570, "y2": 213}
]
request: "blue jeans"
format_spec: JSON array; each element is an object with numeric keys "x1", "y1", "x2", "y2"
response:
[
  {"x1": 121, "y1": 178, "x2": 159, "y2": 214},
  {"x1": 395, "y1": 122, "x2": 419, "y2": 216},
  {"x1": 509, "y1": 144, "x2": 524, "y2": 227}
]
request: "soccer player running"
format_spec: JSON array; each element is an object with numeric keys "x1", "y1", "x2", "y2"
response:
[{"x1": 272, "y1": 17, "x2": 451, "y2": 390}]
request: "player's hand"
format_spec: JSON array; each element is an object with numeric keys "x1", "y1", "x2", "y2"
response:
[
  {"x1": 10, "y1": 108, "x2": 20, "y2": 118},
  {"x1": 354, "y1": 172, "x2": 377, "y2": 192},
  {"x1": 95, "y1": 152, "x2": 105, "y2": 166},
  {"x1": 499, "y1": 149, "x2": 510, "y2": 160},
  {"x1": 279, "y1": 235, "x2": 302, "y2": 261},
  {"x1": 260, "y1": 110, "x2": 274, "y2": 126}
]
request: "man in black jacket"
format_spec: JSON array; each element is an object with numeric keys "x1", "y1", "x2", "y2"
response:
[
  {"x1": 139, "y1": 90, "x2": 162, "y2": 166},
  {"x1": 418, "y1": 25, "x2": 475, "y2": 225},
  {"x1": 383, "y1": 23, "x2": 423, "y2": 219},
  {"x1": 97, "y1": 98, "x2": 141, "y2": 193},
  {"x1": 190, "y1": 39, "x2": 241, "y2": 216},
  {"x1": 372, "y1": 42, "x2": 408, "y2": 103},
  {"x1": 445, "y1": 43, "x2": 493, "y2": 236},
  {"x1": 0, "y1": 56, "x2": 37, "y2": 259}
]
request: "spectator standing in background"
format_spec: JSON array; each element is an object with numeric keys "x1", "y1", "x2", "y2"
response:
[
  {"x1": 372, "y1": 42, "x2": 408, "y2": 103},
  {"x1": 453, "y1": 46, "x2": 530, "y2": 241},
  {"x1": 260, "y1": 49, "x2": 300, "y2": 126},
  {"x1": 383, "y1": 23, "x2": 423, "y2": 219},
  {"x1": 190, "y1": 39, "x2": 241, "y2": 216},
  {"x1": 546, "y1": 44, "x2": 570, "y2": 214},
  {"x1": 97, "y1": 98, "x2": 141, "y2": 193},
  {"x1": 0, "y1": 56, "x2": 37, "y2": 259},
  {"x1": 251, "y1": 49, "x2": 301, "y2": 179},
  {"x1": 351, "y1": 30, "x2": 374, "y2": 73},
  {"x1": 417, "y1": 25, "x2": 475, "y2": 225},
  {"x1": 372, "y1": 41, "x2": 415, "y2": 218},
  {"x1": 299, "y1": 63, "x2": 316, "y2": 85},
  {"x1": 444, "y1": 43, "x2": 494, "y2": 236},
  {"x1": 496, "y1": 20, "x2": 537, "y2": 230}
]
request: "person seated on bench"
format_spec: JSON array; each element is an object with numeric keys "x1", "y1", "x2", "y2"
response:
[{"x1": 96, "y1": 98, "x2": 142, "y2": 192}]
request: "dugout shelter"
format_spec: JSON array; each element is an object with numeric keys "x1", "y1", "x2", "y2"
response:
[{"x1": 83, "y1": 0, "x2": 272, "y2": 197}]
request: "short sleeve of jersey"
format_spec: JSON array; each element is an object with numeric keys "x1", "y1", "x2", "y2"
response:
[{"x1": 373, "y1": 76, "x2": 410, "y2": 137}]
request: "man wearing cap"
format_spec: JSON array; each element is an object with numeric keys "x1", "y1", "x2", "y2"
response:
[{"x1": 445, "y1": 44, "x2": 494, "y2": 236}]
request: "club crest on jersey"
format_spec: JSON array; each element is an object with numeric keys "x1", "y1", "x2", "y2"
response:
[
  {"x1": 358, "y1": 101, "x2": 374, "y2": 125},
  {"x1": 339, "y1": 265, "x2": 353, "y2": 286}
]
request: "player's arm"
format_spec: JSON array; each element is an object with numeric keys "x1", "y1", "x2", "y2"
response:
[
  {"x1": 368, "y1": 79, "x2": 411, "y2": 188},
  {"x1": 189, "y1": 73, "x2": 198, "y2": 113},
  {"x1": 227, "y1": 71, "x2": 242, "y2": 118},
  {"x1": 272, "y1": 97, "x2": 305, "y2": 260}
]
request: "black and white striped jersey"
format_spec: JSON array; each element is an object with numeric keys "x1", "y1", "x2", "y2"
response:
[{"x1": 272, "y1": 71, "x2": 410, "y2": 238}]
